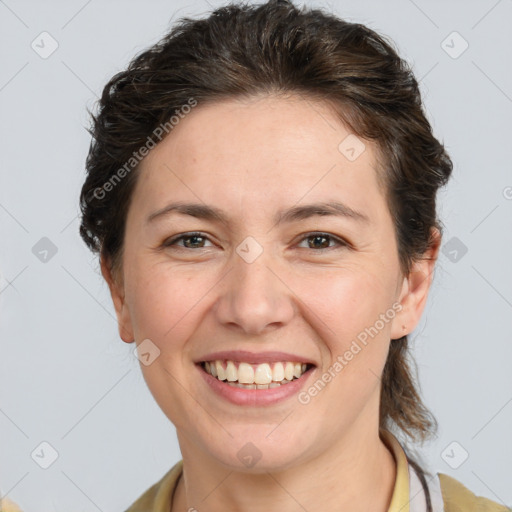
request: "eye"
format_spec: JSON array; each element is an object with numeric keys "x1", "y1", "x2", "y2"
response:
[
  {"x1": 162, "y1": 232, "x2": 214, "y2": 249},
  {"x1": 297, "y1": 232, "x2": 348, "y2": 251},
  {"x1": 162, "y1": 231, "x2": 349, "y2": 252}
]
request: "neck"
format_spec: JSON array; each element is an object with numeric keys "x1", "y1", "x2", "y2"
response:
[{"x1": 172, "y1": 425, "x2": 397, "y2": 512}]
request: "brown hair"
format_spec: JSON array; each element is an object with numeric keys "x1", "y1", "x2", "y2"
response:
[{"x1": 79, "y1": 0, "x2": 452, "y2": 504}]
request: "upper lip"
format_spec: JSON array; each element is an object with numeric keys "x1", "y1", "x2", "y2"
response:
[{"x1": 195, "y1": 350, "x2": 317, "y2": 366}]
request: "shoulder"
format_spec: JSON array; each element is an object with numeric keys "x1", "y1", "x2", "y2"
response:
[
  {"x1": 0, "y1": 497, "x2": 24, "y2": 512},
  {"x1": 124, "y1": 460, "x2": 183, "y2": 512},
  {"x1": 438, "y1": 473, "x2": 510, "y2": 512}
]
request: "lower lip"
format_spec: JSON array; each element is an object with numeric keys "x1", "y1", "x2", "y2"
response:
[{"x1": 196, "y1": 363, "x2": 315, "y2": 406}]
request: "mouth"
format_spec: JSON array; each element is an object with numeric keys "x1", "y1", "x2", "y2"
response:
[{"x1": 198, "y1": 360, "x2": 315, "y2": 390}]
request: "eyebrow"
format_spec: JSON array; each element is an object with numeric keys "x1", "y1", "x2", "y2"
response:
[{"x1": 146, "y1": 200, "x2": 370, "y2": 226}]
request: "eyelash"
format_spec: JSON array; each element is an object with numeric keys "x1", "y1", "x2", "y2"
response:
[{"x1": 162, "y1": 231, "x2": 349, "y2": 252}]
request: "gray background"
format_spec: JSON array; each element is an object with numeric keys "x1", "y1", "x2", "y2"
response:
[{"x1": 1, "y1": 0, "x2": 511, "y2": 510}]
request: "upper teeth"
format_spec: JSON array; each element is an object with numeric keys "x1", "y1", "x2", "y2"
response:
[{"x1": 204, "y1": 361, "x2": 309, "y2": 384}]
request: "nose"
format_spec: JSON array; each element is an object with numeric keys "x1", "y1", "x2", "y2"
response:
[{"x1": 213, "y1": 247, "x2": 296, "y2": 336}]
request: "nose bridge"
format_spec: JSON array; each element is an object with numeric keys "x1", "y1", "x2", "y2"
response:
[{"x1": 214, "y1": 238, "x2": 295, "y2": 334}]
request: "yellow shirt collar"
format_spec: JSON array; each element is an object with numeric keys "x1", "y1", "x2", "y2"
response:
[{"x1": 135, "y1": 430, "x2": 410, "y2": 512}]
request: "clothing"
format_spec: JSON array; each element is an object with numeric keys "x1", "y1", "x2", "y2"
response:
[
  {"x1": 125, "y1": 431, "x2": 509, "y2": 512},
  {"x1": 0, "y1": 497, "x2": 23, "y2": 512}
]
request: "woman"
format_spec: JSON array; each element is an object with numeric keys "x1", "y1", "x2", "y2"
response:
[{"x1": 75, "y1": 0, "x2": 508, "y2": 511}]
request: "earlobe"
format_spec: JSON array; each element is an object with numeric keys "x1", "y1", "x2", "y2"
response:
[
  {"x1": 100, "y1": 254, "x2": 135, "y2": 344},
  {"x1": 390, "y1": 228, "x2": 441, "y2": 340}
]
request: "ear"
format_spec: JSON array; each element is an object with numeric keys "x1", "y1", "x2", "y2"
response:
[
  {"x1": 100, "y1": 254, "x2": 135, "y2": 344},
  {"x1": 390, "y1": 228, "x2": 441, "y2": 340}
]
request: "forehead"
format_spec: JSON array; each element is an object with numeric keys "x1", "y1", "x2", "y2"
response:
[
  {"x1": 147, "y1": 94, "x2": 376, "y2": 167},
  {"x1": 133, "y1": 94, "x2": 386, "y2": 224}
]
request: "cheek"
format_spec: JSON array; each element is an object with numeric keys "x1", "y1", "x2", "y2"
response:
[
  {"x1": 296, "y1": 267, "x2": 396, "y2": 407},
  {"x1": 296, "y1": 267, "x2": 395, "y2": 346},
  {"x1": 298, "y1": 270, "x2": 394, "y2": 404},
  {"x1": 126, "y1": 262, "x2": 201, "y2": 348},
  {"x1": 126, "y1": 266, "x2": 206, "y2": 423}
]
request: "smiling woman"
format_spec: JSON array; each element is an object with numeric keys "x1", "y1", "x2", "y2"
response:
[{"x1": 73, "y1": 1, "x2": 507, "y2": 511}]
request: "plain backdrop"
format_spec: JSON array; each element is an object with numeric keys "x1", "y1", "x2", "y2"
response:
[{"x1": 1, "y1": 0, "x2": 511, "y2": 510}]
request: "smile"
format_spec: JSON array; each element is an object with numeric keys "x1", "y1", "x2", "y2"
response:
[{"x1": 201, "y1": 360, "x2": 313, "y2": 390}]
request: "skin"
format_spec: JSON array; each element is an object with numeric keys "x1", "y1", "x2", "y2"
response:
[{"x1": 101, "y1": 94, "x2": 440, "y2": 512}]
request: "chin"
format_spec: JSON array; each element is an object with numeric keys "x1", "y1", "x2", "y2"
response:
[
  {"x1": 215, "y1": 448, "x2": 304, "y2": 474},
  {"x1": 203, "y1": 425, "x2": 313, "y2": 473}
]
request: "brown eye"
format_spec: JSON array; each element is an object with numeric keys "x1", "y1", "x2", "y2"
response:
[
  {"x1": 297, "y1": 233, "x2": 347, "y2": 251},
  {"x1": 163, "y1": 232, "x2": 213, "y2": 249}
]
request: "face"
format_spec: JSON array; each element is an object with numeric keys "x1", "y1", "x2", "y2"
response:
[{"x1": 104, "y1": 94, "x2": 436, "y2": 471}]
